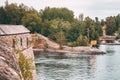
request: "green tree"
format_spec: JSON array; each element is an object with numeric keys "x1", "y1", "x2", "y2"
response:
[
  {"x1": 0, "y1": 2, "x2": 39, "y2": 25},
  {"x1": 83, "y1": 17, "x2": 101, "y2": 43},
  {"x1": 3, "y1": 3, "x2": 19, "y2": 24},
  {"x1": 55, "y1": 31, "x2": 66, "y2": 48},
  {"x1": 94, "y1": 17, "x2": 102, "y2": 36},
  {"x1": 40, "y1": 19, "x2": 52, "y2": 37},
  {"x1": 115, "y1": 14, "x2": 120, "y2": 32},
  {"x1": 101, "y1": 19, "x2": 105, "y2": 26},
  {"x1": 66, "y1": 20, "x2": 81, "y2": 42},
  {"x1": 41, "y1": 7, "x2": 74, "y2": 22},
  {"x1": 76, "y1": 35, "x2": 89, "y2": 46},
  {"x1": 22, "y1": 13, "x2": 41, "y2": 33},
  {"x1": 106, "y1": 16, "x2": 116, "y2": 35},
  {"x1": 0, "y1": 7, "x2": 7, "y2": 24},
  {"x1": 42, "y1": 19, "x2": 71, "y2": 42},
  {"x1": 116, "y1": 28, "x2": 120, "y2": 39}
]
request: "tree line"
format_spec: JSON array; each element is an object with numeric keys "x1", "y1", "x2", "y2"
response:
[{"x1": 0, "y1": 3, "x2": 120, "y2": 46}]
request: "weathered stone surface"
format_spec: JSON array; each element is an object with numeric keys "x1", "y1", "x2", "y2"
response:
[
  {"x1": 32, "y1": 34, "x2": 105, "y2": 55},
  {"x1": 0, "y1": 39, "x2": 23, "y2": 80}
]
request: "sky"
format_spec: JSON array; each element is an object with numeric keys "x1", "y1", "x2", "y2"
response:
[{"x1": 0, "y1": 0, "x2": 120, "y2": 20}]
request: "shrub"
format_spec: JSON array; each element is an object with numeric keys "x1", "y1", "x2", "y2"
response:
[
  {"x1": 76, "y1": 35, "x2": 89, "y2": 46},
  {"x1": 19, "y1": 52, "x2": 34, "y2": 80}
]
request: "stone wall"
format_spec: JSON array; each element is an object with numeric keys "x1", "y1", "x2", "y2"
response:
[
  {"x1": 0, "y1": 33, "x2": 37, "y2": 80},
  {"x1": 0, "y1": 39, "x2": 23, "y2": 80},
  {"x1": 0, "y1": 33, "x2": 32, "y2": 49}
]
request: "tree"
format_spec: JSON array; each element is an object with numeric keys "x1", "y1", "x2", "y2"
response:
[
  {"x1": 101, "y1": 19, "x2": 105, "y2": 26},
  {"x1": 41, "y1": 7, "x2": 74, "y2": 22},
  {"x1": 116, "y1": 28, "x2": 120, "y2": 39},
  {"x1": 94, "y1": 17, "x2": 102, "y2": 36},
  {"x1": 41, "y1": 19, "x2": 71, "y2": 42},
  {"x1": 4, "y1": 3, "x2": 25, "y2": 24},
  {"x1": 84, "y1": 17, "x2": 94, "y2": 40},
  {"x1": 0, "y1": 7, "x2": 7, "y2": 24},
  {"x1": 66, "y1": 20, "x2": 82, "y2": 42},
  {"x1": 22, "y1": 13, "x2": 41, "y2": 33},
  {"x1": 115, "y1": 14, "x2": 120, "y2": 32},
  {"x1": 40, "y1": 19, "x2": 52, "y2": 37},
  {"x1": 76, "y1": 35, "x2": 89, "y2": 46},
  {"x1": 0, "y1": 3, "x2": 23, "y2": 24},
  {"x1": 0, "y1": 2, "x2": 39, "y2": 25},
  {"x1": 79, "y1": 13, "x2": 84, "y2": 22},
  {"x1": 106, "y1": 16, "x2": 116, "y2": 35},
  {"x1": 55, "y1": 31, "x2": 66, "y2": 48}
]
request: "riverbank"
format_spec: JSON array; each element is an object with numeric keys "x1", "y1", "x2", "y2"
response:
[
  {"x1": 32, "y1": 34, "x2": 105, "y2": 55},
  {"x1": 35, "y1": 45, "x2": 120, "y2": 80},
  {"x1": 33, "y1": 46, "x2": 105, "y2": 55}
]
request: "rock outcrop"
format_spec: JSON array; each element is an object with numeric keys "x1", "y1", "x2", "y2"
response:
[
  {"x1": 32, "y1": 34, "x2": 105, "y2": 55},
  {"x1": 32, "y1": 34, "x2": 59, "y2": 49},
  {"x1": 0, "y1": 40, "x2": 23, "y2": 80}
]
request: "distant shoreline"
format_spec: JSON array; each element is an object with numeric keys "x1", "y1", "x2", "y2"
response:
[{"x1": 33, "y1": 46, "x2": 105, "y2": 55}]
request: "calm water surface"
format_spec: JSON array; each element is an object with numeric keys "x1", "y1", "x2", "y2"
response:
[{"x1": 35, "y1": 45, "x2": 120, "y2": 80}]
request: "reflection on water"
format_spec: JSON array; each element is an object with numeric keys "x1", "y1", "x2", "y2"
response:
[{"x1": 35, "y1": 45, "x2": 120, "y2": 80}]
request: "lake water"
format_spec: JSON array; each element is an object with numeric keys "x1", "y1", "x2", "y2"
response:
[{"x1": 35, "y1": 45, "x2": 120, "y2": 80}]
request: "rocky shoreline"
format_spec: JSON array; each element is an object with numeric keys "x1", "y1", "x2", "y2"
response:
[
  {"x1": 32, "y1": 34, "x2": 106, "y2": 55},
  {"x1": 33, "y1": 46, "x2": 105, "y2": 55}
]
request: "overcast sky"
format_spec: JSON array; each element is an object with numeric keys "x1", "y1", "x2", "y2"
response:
[{"x1": 0, "y1": 0, "x2": 120, "y2": 20}]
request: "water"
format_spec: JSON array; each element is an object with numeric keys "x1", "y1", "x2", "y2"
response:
[{"x1": 35, "y1": 45, "x2": 120, "y2": 80}]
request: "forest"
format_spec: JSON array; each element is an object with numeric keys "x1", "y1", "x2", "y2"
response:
[{"x1": 0, "y1": 3, "x2": 120, "y2": 46}]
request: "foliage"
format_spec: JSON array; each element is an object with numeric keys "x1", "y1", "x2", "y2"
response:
[
  {"x1": 106, "y1": 16, "x2": 116, "y2": 35},
  {"x1": 55, "y1": 31, "x2": 66, "y2": 48},
  {"x1": 0, "y1": 3, "x2": 120, "y2": 46},
  {"x1": 76, "y1": 35, "x2": 89, "y2": 46},
  {"x1": 22, "y1": 13, "x2": 41, "y2": 33},
  {"x1": 0, "y1": 3, "x2": 27, "y2": 24},
  {"x1": 41, "y1": 7, "x2": 74, "y2": 22},
  {"x1": 116, "y1": 28, "x2": 120, "y2": 39},
  {"x1": 0, "y1": 7, "x2": 6, "y2": 24},
  {"x1": 40, "y1": 19, "x2": 53, "y2": 37},
  {"x1": 66, "y1": 20, "x2": 81, "y2": 42},
  {"x1": 19, "y1": 52, "x2": 34, "y2": 80}
]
